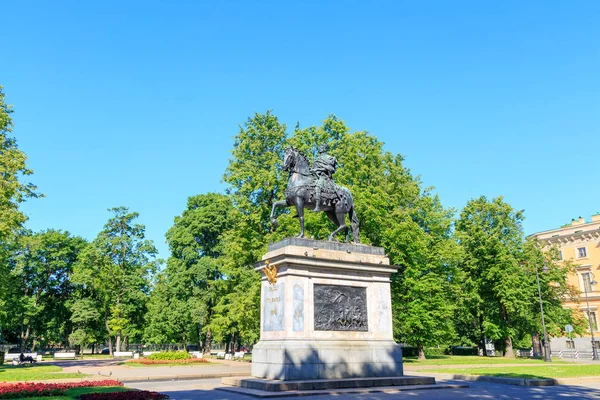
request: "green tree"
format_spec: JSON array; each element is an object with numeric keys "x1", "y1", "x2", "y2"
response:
[
  {"x1": 8, "y1": 230, "x2": 86, "y2": 351},
  {"x1": 0, "y1": 86, "x2": 42, "y2": 331},
  {"x1": 216, "y1": 111, "x2": 458, "y2": 354},
  {"x1": 455, "y1": 196, "x2": 530, "y2": 357},
  {"x1": 521, "y1": 239, "x2": 585, "y2": 342},
  {"x1": 73, "y1": 207, "x2": 158, "y2": 355},
  {"x1": 145, "y1": 194, "x2": 235, "y2": 352}
]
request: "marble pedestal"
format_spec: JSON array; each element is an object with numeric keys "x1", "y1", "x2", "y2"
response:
[{"x1": 251, "y1": 238, "x2": 403, "y2": 380}]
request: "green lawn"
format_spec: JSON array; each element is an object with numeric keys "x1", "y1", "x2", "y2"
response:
[
  {"x1": 0, "y1": 364, "x2": 86, "y2": 381},
  {"x1": 426, "y1": 365, "x2": 600, "y2": 379},
  {"x1": 403, "y1": 355, "x2": 566, "y2": 365},
  {"x1": 24, "y1": 387, "x2": 129, "y2": 400}
]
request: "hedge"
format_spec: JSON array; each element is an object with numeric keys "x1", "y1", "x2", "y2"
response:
[{"x1": 146, "y1": 351, "x2": 191, "y2": 361}]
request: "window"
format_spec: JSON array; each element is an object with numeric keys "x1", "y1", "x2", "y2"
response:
[
  {"x1": 577, "y1": 247, "x2": 587, "y2": 258},
  {"x1": 586, "y1": 310, "x2": 598, "y2": 331},
  {"x1": 566, "y1": 340, "x2": 575, "y2": 349},
  {"x1": 583, "y1": 273, "x2": 594, "y2": 293}
]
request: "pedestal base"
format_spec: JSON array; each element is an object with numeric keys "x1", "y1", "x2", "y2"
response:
[
  {"x1": 251, "y1": 339, "x2": 403, "y2": 380},
  {"x1": 222, "y1": 375, "x2": 434, "y2": 392}
]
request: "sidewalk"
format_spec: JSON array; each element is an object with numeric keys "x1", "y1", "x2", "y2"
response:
[{"x1": 58, "y1": 359, "x2": 252, "y2": 383}]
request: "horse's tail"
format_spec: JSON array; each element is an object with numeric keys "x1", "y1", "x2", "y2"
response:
[{"x1": 349, "y1": 205, "x2": 360, "y2": 243}]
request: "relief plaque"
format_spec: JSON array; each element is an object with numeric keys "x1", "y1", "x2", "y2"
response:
[
  {"x1": 314, "y1": 284, "x2": 368, "y2": 331},
  {"x1": 263, "y1": 283, "x2": 284, "y2": 331}
]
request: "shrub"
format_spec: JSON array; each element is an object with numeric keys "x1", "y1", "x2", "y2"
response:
[
  {"x1": 424, "y1": 347, "x2": 446, "y2": 356},
  {"x1": 449, "y1": 347, "x2": 479, "y2": 356},
  {"x1": 79, "y1": 390, "x2": 168, "y2": 400},
  {"x1": 147, "y1": 351, "x2": 191, "y2": 361},
  {"x1": 126, "y1": 358, "x2": 208, "y2": 365},
  {"x1": 0, "y1": 381, "x2": 123, "y2": 399}
]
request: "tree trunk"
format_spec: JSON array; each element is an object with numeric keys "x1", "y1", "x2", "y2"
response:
[
  {"x1": 417, "y1": 344, "x2": 426, "y2": 360},
  {"x1": 32, "y1": 337, "x2": 38, "y2": 352},
  {"x1": 116, "y1": 333, "x2": 122, "y2": 352},
  {"x1": 504, "y1": 336, "x2": 515, "y2": 358},
  {"x1": 104, "y1": 309, "x2": 113, "y2": 357},
  {"x1": 203, "y1": 329, "x2": 212, "y2": 355}
]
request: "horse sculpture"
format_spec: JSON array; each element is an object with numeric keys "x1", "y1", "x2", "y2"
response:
[{"x1": 270, "y1": 147, "x2": 360, "y2": 242}]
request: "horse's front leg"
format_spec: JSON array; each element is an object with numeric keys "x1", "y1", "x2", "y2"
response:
[
  {"x1": 270, "y1": 199, "x2": 288, "y2": 228},
  {"x1": 296, "y1": 198, "x2": 305, "y2": 238}
]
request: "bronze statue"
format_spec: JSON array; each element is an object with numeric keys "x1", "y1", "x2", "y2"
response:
[
  {"x1": 270, "y1": 146, "x2": 360, "y2": 242},
  {"x1": 311, "y1": 144, "x2": 337, "y2": 212}
]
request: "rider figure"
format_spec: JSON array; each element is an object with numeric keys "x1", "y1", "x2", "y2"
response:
[{"x1": 311, "y1": 143, "x2": 337, "y2": 212}]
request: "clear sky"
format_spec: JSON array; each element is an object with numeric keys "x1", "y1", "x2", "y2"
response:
[{"x1": 2, "y1": 1, "x2": 599, "y2": 259}]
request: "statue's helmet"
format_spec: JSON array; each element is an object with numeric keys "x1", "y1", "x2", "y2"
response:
[{"x1": 318, "y1": 143, "x2": 329, "y2": 153}]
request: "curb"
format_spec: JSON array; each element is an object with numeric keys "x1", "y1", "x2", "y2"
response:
[
  {"x1": 113, "y1": 371, "x2": 250, "y2": 383},
  {"x1": 410, "y1": 372, "x2": 555, "y2": 386}
]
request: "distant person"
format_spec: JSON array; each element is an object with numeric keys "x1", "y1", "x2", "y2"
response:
[{"x1": 19, "y1": 353, "x2": 35, "y2": 364}]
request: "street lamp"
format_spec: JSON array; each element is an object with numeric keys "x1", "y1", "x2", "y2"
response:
[
  {"x1": 583, "y1": 272, "x2": 599, "y2": 361},
  {"x1": 535, "y1": 263, "x2": 552, "y2": 362}
]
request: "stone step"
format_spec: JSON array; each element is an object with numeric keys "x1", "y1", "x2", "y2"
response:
[
  {"x1": 222, "y1": 375, "x2": 436, "y2": 392},
  {"x1": 217, "y1": 382, "x2": 468, "y2": 398}
]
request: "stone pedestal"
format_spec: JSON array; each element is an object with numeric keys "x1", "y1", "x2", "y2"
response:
[{"x1": 251, "y1": 238, "x2": 403, "y2": 380}]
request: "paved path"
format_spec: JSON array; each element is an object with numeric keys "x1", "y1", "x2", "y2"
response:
[
  {"x1": 127, "y1": 377, "x2": 600, "y2": 399},
  {"x1": 49, "y1": 359, "x2": 252, "y2": 382}
]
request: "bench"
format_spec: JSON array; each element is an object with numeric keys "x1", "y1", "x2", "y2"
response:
[
  {"x1": 142, "y1": 351, "x2": 159, "y2": 357},
  {"x1": 216, "y1": 351, "x2": 226, "y2": 359},
  {"x1": 232, "y1": 351, "x2": 245, "y2": 360},
  {"x1": 113, "y1": 351, "x2": 134, "y2": 358},
  {"x1": 8, "y1": 353, "x2": 38, "y2": 366},
  {"x1": 54, "y1": 352, "x2": 77, "y2": 360},
  {"x1": 190, "y1": 351, "x2": 203, "y2": 359}
]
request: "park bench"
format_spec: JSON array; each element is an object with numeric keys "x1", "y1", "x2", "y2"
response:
[
  {"x1": 142, "y1": 351, "x2": 159, "y2": 357},
  {"x1": 232, "y1": 351, "x2": 245, "y2": 360},
  {"x1": 8, "y1": 353, "x2": 37, "y2": 366},
  {"x1": 54, "y1": 352, "x2": 77, "y2": 360},
  {"x1": 113, "y1": 351, "x2": 134, "y2": 358},
  {"x1": 216, "y1": 351, "x2": 226, "y2": 359},
  {"x1": 190, "y1": 351, "x2": 203, "y2": 358}
]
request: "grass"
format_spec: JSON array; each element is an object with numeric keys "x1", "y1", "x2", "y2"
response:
[
  {"x1": 426, "y1": 364, "x2": 600, "y2": 379},
  {"x1": 402, "y1": 355, "x2": 566, "y2": 365},
  {"x1": 0, "y1": 364, "x2": 86, "y2": 381},
  {"x1": 22, "y1": 386, "x2": 129, "y2": 400}
]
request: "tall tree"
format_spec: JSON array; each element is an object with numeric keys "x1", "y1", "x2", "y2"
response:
[
  {"x1": 521, "y1": 239, "x2": 585, "y2": 341},
  {"x1": 9, "y1": 230, "x2": 86, "y2": 350},
  {"x1": 73, "y1": 207, "x2": 158, "y2": 355},
  {"x1": 216, "y1": 111, "x2": 458, "y2": 353},
  {"x1": 0, "y1": 86, "x2": 42, "y2": 332},
  {"x1": 455, "y1": 196, "x2": 530, "y2": 357},
  {"x1": 145, "y1": 194, "x2": 235, "y2": 352}
]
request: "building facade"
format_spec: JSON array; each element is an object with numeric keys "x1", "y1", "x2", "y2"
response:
[{"x1": 530, "y1": 214, "x2": 600, "y2": 355}]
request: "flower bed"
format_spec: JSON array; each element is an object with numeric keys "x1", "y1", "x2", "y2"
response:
[
  {"x1": 126, "y1": 358, "x2": 209, "y2": 365},
  {"x1": 0, "y1": 380, "x2": 123, "y2": 399},
  {"x1": 79, "y1": 390, "x2": 168, "y2": 400}
]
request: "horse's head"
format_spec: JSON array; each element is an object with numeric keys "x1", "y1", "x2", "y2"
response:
[{"x1": 283, "y1": 147, "x2": 295, "y2": 172}]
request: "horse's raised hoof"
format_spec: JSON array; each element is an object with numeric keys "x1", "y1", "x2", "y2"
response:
[{"x1": 270, "y1": 218, "x2": 279, "y2": 228}]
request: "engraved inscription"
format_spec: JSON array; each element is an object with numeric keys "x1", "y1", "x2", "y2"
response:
[
  {"x1": 263, "y1": 283, "x2": 284, "y2": 331},
  {"x1": 293, "y1": 283, "x2": 304, "y2": 332},
  {"x1": 314, "y1": 284, "x2": 368, "y2": 331}
]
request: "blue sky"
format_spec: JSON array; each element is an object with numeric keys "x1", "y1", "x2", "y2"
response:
[{"x1": 2, "y1": 1, "x2": 599, "y2": 259}]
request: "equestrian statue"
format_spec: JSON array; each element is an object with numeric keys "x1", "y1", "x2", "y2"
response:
[{"x1": 270, "y1": 144, "x2": 360, "y2": 243}]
